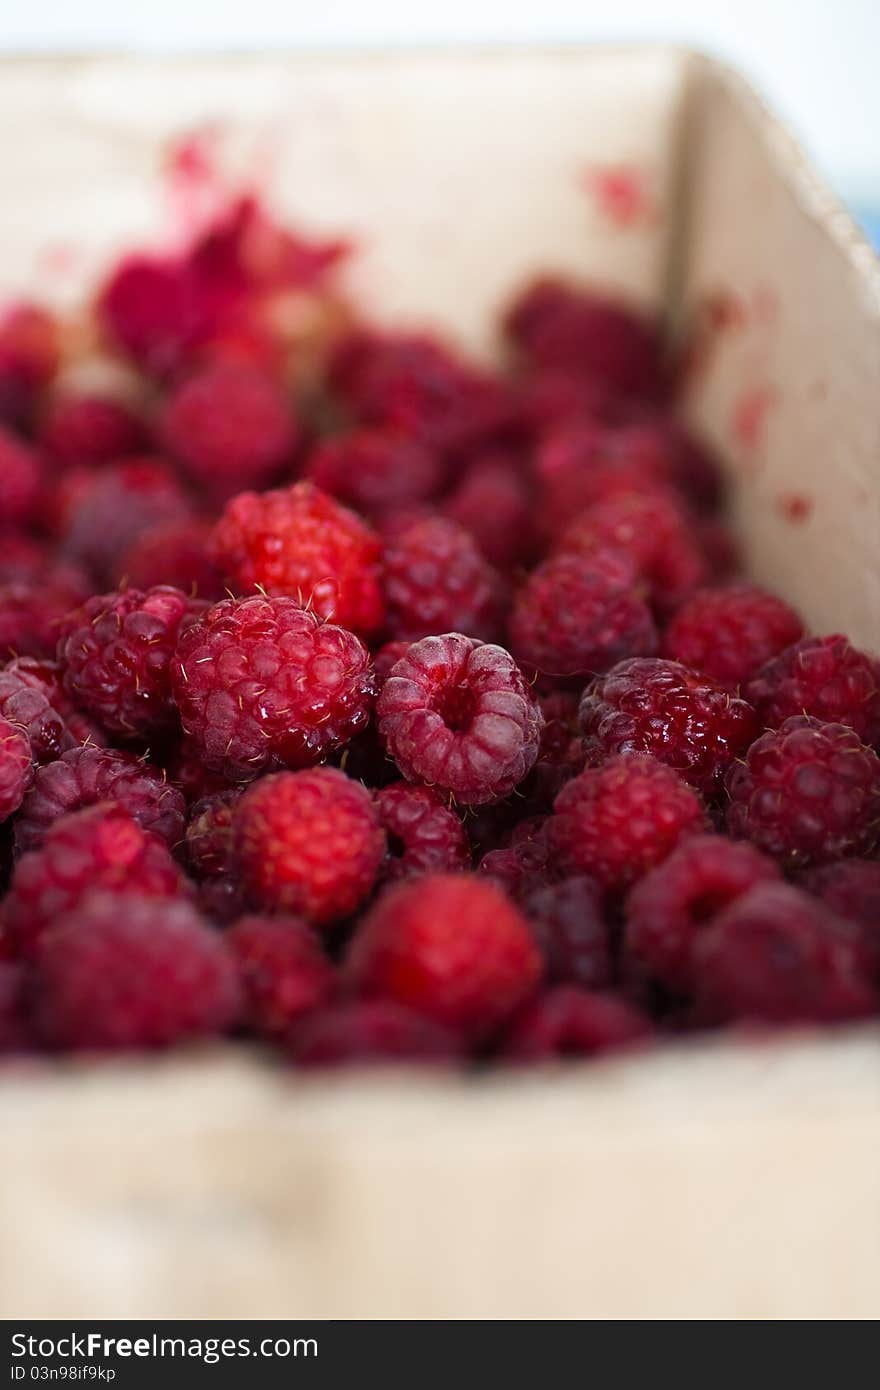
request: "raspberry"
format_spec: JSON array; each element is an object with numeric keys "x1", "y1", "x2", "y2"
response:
[
  {"x1": 549, "y1": 754, "x2": 709, "y2": 894},
  {"x1": 39, "y1": 394, "x2": 147, "y2": 467},
  {"x1": 290, "y1": 999, "x2": 461, "y2": 1066},
  {"x1": 624, "y1": 834, "x2": 782, "y2": 994},
  {"x1": 0, "y1": 531, "x2": 46, "y2": 585},
  {"x1": 98, "y1": 253, "x2": 203, "y2": 376},
  {"x1": 381, "y1": 517, "x2": 504, "y2": 644},
  {"x1": 199, "y1": 874, "x2": 250, "y2": 926},
  {"x1": 502, "y1": 986, "x2": 652, "y2": 1060},
  {"x1": 161, "y1": 736, "x2": 233, "y2": 804},
  {"x1": 0, "y1": 658, "x2": 76, "y2": 764},
  {"x1": 0, "y1": 426, "x2": 42, "y2": 526},
  {"x1": 377, "y1": 634, "x2": 543, "y2": 805},
  {"x1": 512, "y1": 368, "x2": 615, "y2": 440},
  {"x1": 35, "y1": 891, "x2": 242, "y2": 1050},
  {"x1": 304, "y1": 428, "x2": 443, "y2": 518},
  {"x1": 442, "y1": 455, "x2": 536, "y2": 571},
  {"x1": 2, "y1": 804, "x2": 189, "y2": 958},
  {"x1": 227, "y1": 915, "x2": 335, "y2": 1040},
  {"x1": 0, "y1": 572, "x2": 87, "y2": 662},
  {"x1": 800, "y1": 860, "x2": 880, "y2": 979},
  {"x1": 0, "y1": 718, "x2": 32, "y2": 822},
  {"x1": 663, "y1": 584, "x2": 804, "y2": 692},
  {"x1": 479, "y1": 823, "x2": 555, "y2": 901},
  {"x1": 119, "y1": 518, "x2": 223, "y2": 599},
  {"x1": 185, "y1": 787, "x2": 243, "y2": 879},
  {"x1": 580, "y1": 657, "x2": 759, "y2": 796},
  {"x1": 14, "y1": 745, "x2": 186, "y2": 854},
  {"x1": 725, "y1": 716, "x2": 880, "y2": 867},
  {"x1": 745, "y1": 635, "x2": 880, "y2": 745},
  {"x1": 509, "y1": 551, "x2": 656, "y2": 680},
  {"x1": 0, "y1": 962, "x2": 29, "y2": 1051},
  {"x1": 171, "y1": 594, "x2": 376, "y2": 780},
  {"x1": 58, "y1": 585, "x2": 198, "y2": 740},
  {"x1": 347, "y1": 873, "x2": 542, "y2": 1041},
  {"x1": 534, "y1": 426, "x2": 666, "y2": 535},
  {"x1": 692, "y1": 884, "x2": 877, "y2": 1024},
  {"x1": 375, "y1": 782, "x2": 470, "y2": 880},
  {"x1": 161, "y1": 363, "x2": 298, "y2": 500},
  {"x1": 209, "y1": 482, "x2": 383, "y2": 637},
  {"x1": 233, "y1": 768, "x2": 385, "y2": 925},
  {"x1": 521, "y1": 876, "x2": 613, "y2": 988},
  {"x1": 55, "y1": 458, "x2": 192, "y2": 584},
  {"x1": 656, "y1": 421, "x2": 725, "y2": 513}
]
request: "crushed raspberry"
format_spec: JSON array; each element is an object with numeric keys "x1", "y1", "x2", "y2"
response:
[
  {"x1": 521, "y1": 876, "x2": 613, "y2": 988},
  {"x1": 799, "y1": 859, "x2": 880, "y2": 979},
  {"x1": 209, "y1": 481, "x2": 383, "y2": 636},
  {"x1": 119, "y1": 516, "x2": 223, "y2": 598},
  {"x1": 502, "y1": 986, "x2": 652, "y2": 1060},
  {"x1": 663, "y1": 584, "x2": 803, "y2": 691},
  {"x1": 0, "y1": 426, "x2": 43, "y2": 526},
  {"x1": 290, "y1": 999, "x2": 461, "y2": 1066},
  {"x1": 347, "y1": 873, "x2": 542, "y2": 1041},
  {"x1": 233, "y1": 768, "x2": 385, "y2": 926},
  {"x1": 39, "y1": 394, "x2": 147, "y2": 468},
  {"x1": 171, "y1": 594, "x2": 376, "y2": 780},
  {"x1": 725, "y1": 716, "x2": 880, "y2": 867},
  {"x1": 580, "y1": 657, "x2": 759, "y2": 796},
  {"x1": 0, "y1": 718, "x2": 33, "y2": 822},
  {"x1": 227, "y1": 915, "x2": 335, "y2": 1040},
  {"x1": 304, "y1": 428, "x2": 443, "y2": 519},
  {"x1": 381, "y1": 517, "x2": 504, "y2": 644},
  {"x1": 377, "y1": 633, "x2": 543, "y2": 806},
  {"x1": 185, "y1": 787, "x2": 243, "y2": 879},
  {"x1": 53, "y1": 458, "x2": 192, "y2": 585},
  {"x1": 375, "y1": 782, "x2": 470, "y2": 880},
  {"x1": 745, "y1": 634, "x2": 880, "y2": 745},
  {"x1": 442, "y1": 455, "x2": 537, "y2": 571}
]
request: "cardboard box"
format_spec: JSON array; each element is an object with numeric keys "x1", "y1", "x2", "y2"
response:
[{"x1": 1, "y1": 47, "x2": 878, "y2": 1320}]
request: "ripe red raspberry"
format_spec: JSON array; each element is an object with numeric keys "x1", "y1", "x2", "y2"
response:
[
  {"x1": 58, "y1": 585, "x2": 198, "y2": 740},
  {"x1": 502, "y1": 986, "x2": 652, "y2": 1060},
  {"x1": 624, "y1": 834, "x2": 782, "y2": 995},
  {"x1": 549, "y1": 754, "x2": 709, "y2": 895},
  {"x1": 375, "y1": 782, "x2": 470, "y2": 880},
  {"x1": 185, "y1": 787, "x2": 243, "y2": 879},
  {"x1": 800, "y1": 859, "x2": 880, "y2": 979},
  {"x1": 512, "y1": 368, "x2": 616, "y2": 441},
  {"x1": 35, "y1": 891, "x2": 242, "y2": 1050},
  {"x1": 381, "y1": 517, "x2": 504, "y2": 644},
  {"x1": 233, "y1": 768, "x2": 385, "y2": 925},
  {"x1": 0, "y1": 718, "x2": 32, "y2": 821},
  {"x1": 0, "y1": 962, "x2": 29, "y2": 1051},
  {"x1": 692, "y1": 883, "x2": 877, "y2": 1024},
  {"x1": 161, "y1": 363, "x2": 298, "y2": 500},
  {"x1": 2, "y1": 803, "x2": 189, "y2": 958},
  {"x1": 209, "y1": 481, "x2": 383, "y2": 637},
  {"x1": 442, "y1": 455, "x2": 537, "y2": 571},
  {"x1": 663, "y1": 584, "x2": 804, "y2": 692},
  {"x1": 509, "y1": 551, "x2": 656, "y2": 680},
  {"x1": 14, "y1": 745, "x2": 186, "y2": 854},
  {"x1": 119, "y1": 517, "x2": 223, "y2": 599},
  {"x1": 347, "y1": 873, "x2": 542, "y2": 1041},
  {"x1": 54, "y1": 458, "x2": 192, "y2": 585},
  {"x1": 0, "y1": 658, "x2": 76, "y2": 764},
  {"x1": 0, "y1": 426, "x2": 42, "y2": 526},
  {"x1": 39, "y1": 393, "x2": 147, "y2": 467},
  {"x1": 534, "y1": 426, "x2": 666, "y2": 535},
  {"x1": 290, "y1": 999, "x2": 461, "y2": 1066},
  {"x1": 98, "y1": 253, "x2": 203, "y2": 376},
  {"x1": 580, "y1": 657, "x2": 759, "y2": 796},
  {"x1": 171, "y1": 595, "x2": 376, "y2": 780},
  {"x1": 745, "y1": 635, "x2": 880, "y2": 745},
  {"x1": 227, "y1": 915, "x2": 335, "y2": 1040},
  {"x1": 725, "y1": 716, "x2": 880, "y2": 867},
  {"x1": 304, "y1": 428, "x2": 443, "y2": 518},
  {"x1": 377, "y1": 634, "x2": 543, "y2": 805},
  {"x1": 521, "y1": 876, "x2": 612, "y2": 988}
]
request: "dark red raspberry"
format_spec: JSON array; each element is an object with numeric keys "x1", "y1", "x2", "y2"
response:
[
  {"x1": 381, "y1": 517, "x2": 504, "y2": 643},
  {"x1": 0, "y1": 718, "x2": 32, "y2": 822},
  {"x1": 521, "y1": 876, "x2": 612, "y2": 988},
  {"x1": 14, "y1": 745, "x2": 186, "y2": 854},
  {"x1": 692, "y1": 883, "x2": 877, "y2": 1024},
  {"x1": 347, "y1": 873, "x2": 542, "y2": 1041},
  {"x1": 624, "y1": 834, "x2": 782, "y2": 994},
  {"x1": 663, "y1": 584, "x2": 804, "y2": 692},
  {"x1": 509, "y1": 551, "x2": 656, "y2": 680},
  {"x1": 512, "y1": 368, "x2": 616, "y2": 441},
  {"x1": 375, "y1": 782, "x2": 470, "y2": 881},
  {"x1": 725, "y1": 716, "x2": 880, "y2": 867},
  {"x1": 185, "y1": 787, "x2": 244, "y2": 878},
  {"x1": 0, "y1": 962, "x2": 29, "y2": 1051},
  {"x1": 580, "y1": 657, "x2": 759, "y2": 796},
  {"x1": 290, "y1": 999, "x2": 461, "y2": 1066},
  {"x1": 233, "y1": 768, "x2": 385, "y2": 925},
  {"x1": 58, "y1": 585, "x2": 198, "y2": 740},
  {"x1": 502, "y1": 986, "x2": 652, "y2": 1060},
  {"x1": 0, "y1": 572, "x2": 88, "y2": 662},
  {"x1": 35, "y1": 891, "x2": 242, "y2": 1050},
  {"x1": 171, "y1": 594, "x2": 376, "y2": 780},
  {"x1": 745, "y1": 635, "x2": 880, "y2": 745},
  {"x1": 198, "y1": 874, "x2": 250, "y2": 926},
  {"x1": 549, "y1": 755, "x2": 709, "y2": 894},
  {"x1": 39, "y1": 394, "x2": 147, "y2": 467},
  {"x1": 3, "y1": 803, "x2": 189, "y2": 958},
  {"x1": 209, "y1": 481, "x2": 383, "y2": 637},
  {"x1": 98, "y1": 253, "x2": 203, "y2": 376},
  {"x1": 119, "y1": 517, "x2": 223, "y2": 599},
  {"x1": 227, "y1": 915, "x2": 335, "y2": 1040},
  {"x1": 161, "y1": 736, "x2": 234, "y2": 804},
  {"x1": 377, "y1": 633, "x2": 543, "y2": 805},
  {"x1": 534, "y1": 426, "x2": 666, "y2": 535},
  {"x1": 479, "y1": 824, "x2": 555, "y2": 901},
  {"x1": 304, "y1": 428, "x2": 443, "y2": 518},
  {"x1": 54, "y1": 458, "x2": 192, "y2": 584},
  {"x1": 0, "y1": 302, "x2": 59, "y2": 428},
  {"x1": 0, "y1": 531, "x2": 46, "y2": 585},
  {"x1": 0, "y1": 426, "x2": 42, "y2": 526},
  {"x1": 442, "y1": 455, "x2": 537, "y2": 571},
  {"x1": 799, "y1": 859, "x2": 880, "y2": 979},
  {"x1": 0, "y1": 658, "x2": 76, "y2": 764}
]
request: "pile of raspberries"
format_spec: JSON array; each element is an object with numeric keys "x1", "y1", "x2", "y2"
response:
[{"x1": 1, "y1": 195, "x2": 878, "y2": 1067}]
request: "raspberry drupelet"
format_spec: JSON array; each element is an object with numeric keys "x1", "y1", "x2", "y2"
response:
[
  {"x1": 662, "y1": 584, "x2": 804, "y2": 692},
  {"x1": 376, "y1": 633, "x2": 544, "y2": 806},
  {"x1": 502, "y1": 986, "x2": 652, "y2": 1061},
  {"x1": 381, "y1": 517, "x2": 504, "y2": 644},
  {"x1": 290, "y1": 999, "x2": 462, "y2": 1066},
  {"x1": 745, "y1": 634, "x2": 880, "y2": 745},
  {"x1": 170, "y1": 594, "x2": 377, "y2": 781},
  {"x1": 227, "y1": 915, "x2": 336, "y2": 1040},
  {"x1": 375, "y1": 782, "x2": 471, "y2": 881},
  {"x1": 0, "y1": 718, "x2": 33, "y2": 822}
]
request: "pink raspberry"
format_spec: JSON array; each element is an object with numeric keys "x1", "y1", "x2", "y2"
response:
[
  {"x1": 39, "y1": 394, "x2": 147, "y2": 467},
  {"x1": 692, "y1": 883, "x2": 877, "y2": 1024},
  {"x1": 442, "y1": 455, "x2": 537, "y2": 571},
  {"x1": 375, "y1": 782, "x2": 471, "y2": 880},
  {"x1": 0, "y1": 426, "x2": 43, "y2": 526},
  {"x1": 0, "y1": 718, "x2": 32, "y2": 822},
  {"x1": 800, "y1": 859, "x2": 880, "y2": 979},
  {"x1": 580, "y1": 657, "x2": 760, "y2": 796},
  {"x1": 119, "y1": 517, "x2": 223, "y2": 599},
  {"x1": 227, "y1": 915, "x2": 335, "y2": 1040},
  {"x1": 290, "y1": 999, "x2": 461, "y2": 1066},
  {"x1": 745, "y1": 634, "x2": 880, "y2": 745},
  {"x1": 521, "y1": 876, "x2": 613, "y2": 989},
  {"x1": 381, "y1": 517, "x2": 504, "y2": 644},
  {"x1": 98, "y1": 253, "x2": 204, "y2": 376},
  {"x1": 185, "y1": 787, "x2": 244, "y2": 879},
  {"x1": 171, "y1": 594, "x2": 376, "y2": 780},
  {"x1": 549, "y1": 754, "x2": 709, "y2": 895},
  {"x1": 209, "y1": 481, "x2": 384, "y2": 637},
  {"x1": 377, "y1": 633, "x2": 543, "y2": 806},
  {"x1": 509, "y1": 551, "x2": 656, "y2": 680},
  {"x1": 304, "y1": 428, "x2": 443, "y2": 518},
  {"x1": 347, "y1": 873, "x2": 542, "y2": 1041},
  {"x1": 663, "y1": 584, "x2": 804, "y2": 691},
  {"x1": 54, "y1": 458, "x2": 192, "y2": 585},
  {"x1": 35, "y1": 891, "x2": 242, "y2": 1050},
  {"x1": 233, "y1": 768, "x2": 385, "y2": 925},
  {"x1": 502, "y1": 986, "x2": 652, "y2": 1060},
  {"x1": 725, "y1": 716, "x2": 880, "y2": 867},
  {"x1": 624, "y1": 834, "x2": 782, "y2": 994}
]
